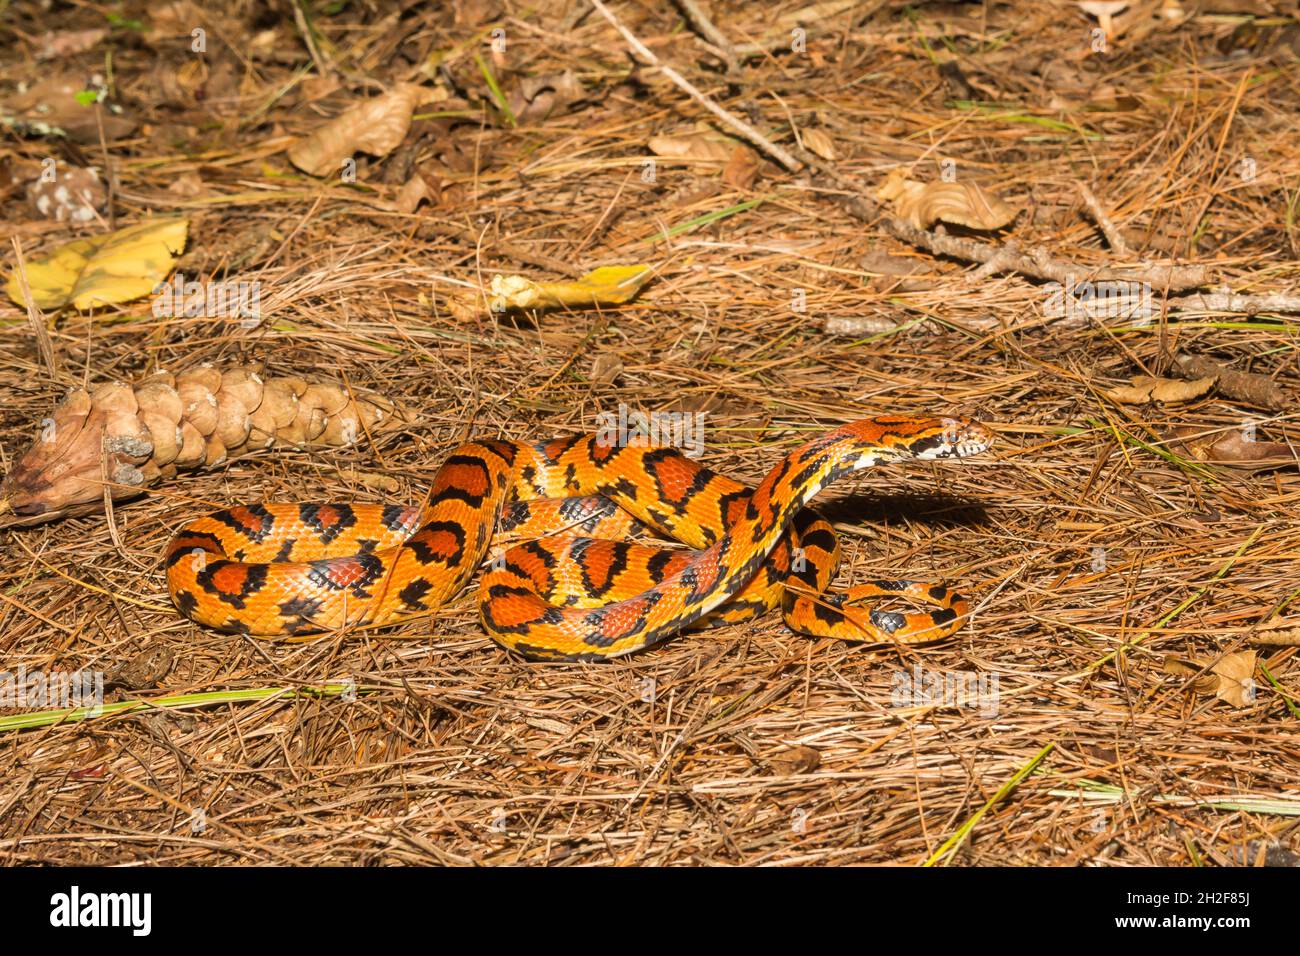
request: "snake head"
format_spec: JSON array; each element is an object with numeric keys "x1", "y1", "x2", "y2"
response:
[{"x1": 909, "y1": 417, "x2": 995, "y2": 461}]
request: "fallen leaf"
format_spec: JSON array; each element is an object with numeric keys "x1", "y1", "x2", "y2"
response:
[
  {"x1": 722, "y1": 144, "x2": 760, "y2": 190},
  {"x1": 1106, "y1": 375, "x2": 1216, "y2": 405},
  {"x1": 802, "y1": 127, "x2": 838, "y2": 161},
  {"x1": 108, "y1": 643, "x2": 174, "y2": 690},
  {"x1": 166, "y1": 171, "x2": 206, "y2": 199},
  {"x1": 768, "y1": 745, "x2": 821, "y2": 775},
  {"x1": 648, "y1": 126, "x2": 738, "y2": 164},
  {"x1": 876, "y1": 169, "x2": 1017, "y2": 231},
  {"x1": 1212, "y1": 651, "x2": 1257, "y2": 708},
  {"x1": 394, "y1": 174, "x2": 432, "y2": 214},
  {"x1": 1163, "y1": 651, "x2": 1257, "y2": 707},
  {"x1": 1162, "y1": 656, "x2": 1219, "y2": 694},
  {"x1": 288, "y1": 83, "x2": 446, "y2": 177},
  {"x1": 5, "y1": 218, "x2": 189, "y2": 311},
  {"x1": 487, "y1": 265, "x2": 653, "y2": 314},
  {"x1": 590, "y1": 353, "x2": 623, "y2": 385},
  {"x1": 2, "y1": 76, "x2": 137, "y2": 143},
  {"x1": 1167, "y1": 425, "x2": 1299, "y2": 471},
  {"x1": 508, "y1": 71, "x2": 585, "y2": 123}
]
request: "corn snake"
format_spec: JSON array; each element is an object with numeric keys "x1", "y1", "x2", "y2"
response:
[{"x1": 166, "y1": 415, "x2": 992, "y2": 660}]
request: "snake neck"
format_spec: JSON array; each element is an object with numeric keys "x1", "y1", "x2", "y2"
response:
[
  {"x1": 717, "y1": 426, "x2": 892, "y2": 591},
  {"x1": 684, "y1": 416, "x2": 981, "y2": 621},
  {"x1": 633, "y1": 425, "x2": 893, "y2": 643}
]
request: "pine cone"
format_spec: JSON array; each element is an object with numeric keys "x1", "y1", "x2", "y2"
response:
[{"x1": 1, "y1": 365, "x2": 411, "y2": 525}]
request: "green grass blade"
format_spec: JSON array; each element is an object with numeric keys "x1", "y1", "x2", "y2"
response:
[
  {"x1": 637, "y1": 198, "x2": 764, "y2": 248},
  {"x1": 0, "y1": 683, "x2": 359, "y2": 732},
  {"x1": 473, "y1": 51, "x2": 516, "y2": 127},
  {"x1": 924, "y1": 742, "x2": 1055, "y2": 866}
]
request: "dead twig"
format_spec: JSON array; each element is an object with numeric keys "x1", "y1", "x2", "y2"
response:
[
  {"x1": 1078, "y1": 183, "x2": 1131, "y2": 256},
  {"x1": 1170, "y1": 292, "x2": 1300, "y2": 316},
  {"x1": 854, "y1": 204, "x2": 1209, "y2": 291},
  {"x1": 588, "y1": 0, "x2": 802, "y2": 171},
  {"x1": 673, "y1": 0, "x2": 742, "y2": 80}
]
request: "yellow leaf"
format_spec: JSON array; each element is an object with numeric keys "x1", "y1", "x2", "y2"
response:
[
  {"x1": 6, "y1": 218, "x2": 189, "y2": 311},
  {"x1": 487, "y1": 265, "x2": 653, "y2": 313}
]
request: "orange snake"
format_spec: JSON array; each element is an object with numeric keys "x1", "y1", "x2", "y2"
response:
[{"x1": 166, "y1": 415, "x2": 992, "y2": 660}]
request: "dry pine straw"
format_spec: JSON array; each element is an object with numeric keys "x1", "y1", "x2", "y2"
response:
[{"x1": 0, "y1": 0, "x2": 1298, "y2": 865}]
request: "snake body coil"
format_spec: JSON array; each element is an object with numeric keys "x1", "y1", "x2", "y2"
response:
[{"x1": 166, "y1": 415, "x2": 992, "y2": 660}]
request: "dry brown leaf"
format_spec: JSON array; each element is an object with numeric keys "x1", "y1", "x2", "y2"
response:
[
  {"x1": 1213, "y1": 651, "x2": 1257, "y2": 708},
  {"x1": 768, "y1": 745, "x2": 821, "y2": 775},
  {"x1": 647, "y1": 127, "x2": 738, "y2": 164},
  {"x1": 288, "y1": 83, "x2": 446, "y2": 177},
  {"x1": 1162, "y1": 656, "x2": 1219, "y2": 694},
  {"x1": 1106, "y1": 375, "x2": 1216, "y2": 405},
  {"x1": 394, "y1": 174, "x2": 432, "y2": 214},
  {"x1": 508, "y1": 71, "x2": 585, "y2": 123},
  {"x1": 590, "y1": 353, "x2": 623, "y2": 385},
  {"x1": 876, "y1": 170, "x2": 1017, "y2": 231},
  {"x1": 1163, "y1": 652, "x2": 1257, "y2": 707},
  {"x1": 2, "y1": 76, "x2": 137, "y2": 143},
  {"x1": 802, "y1": 127, "x2": 838, "y2": 161},
  {"x1": 1167, "y1": 425, "x2": 1299, "y2": 471},
  {"x1": 722, "y1": 144, "x2": 760, "y2": 190}
]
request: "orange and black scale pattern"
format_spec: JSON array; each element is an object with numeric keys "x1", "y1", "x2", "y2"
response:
[{"x1": 166, "y1": 415, "x2": 993, "y2": 661}]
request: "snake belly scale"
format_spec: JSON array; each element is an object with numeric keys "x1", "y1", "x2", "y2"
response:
[{"x1": 166, "y1": 415, "x2": 992, "y2": 660}]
